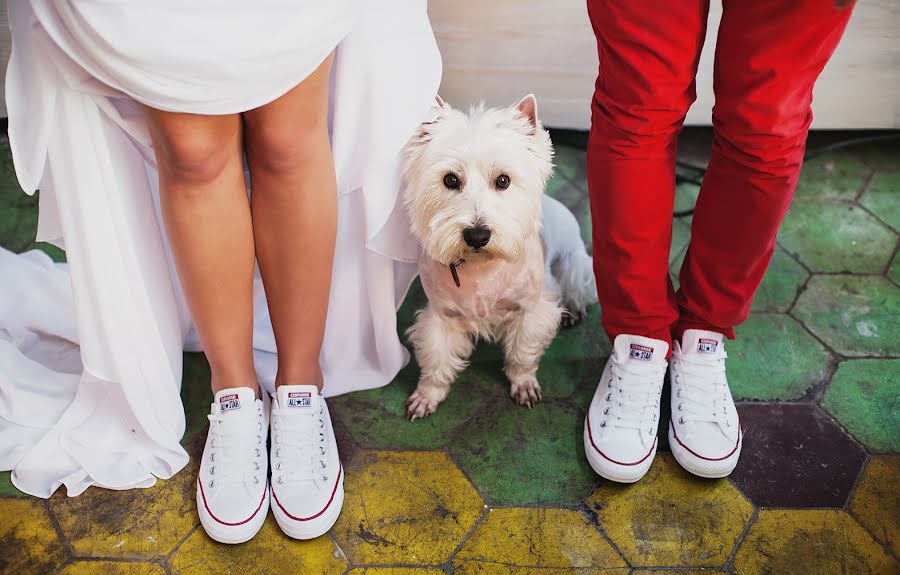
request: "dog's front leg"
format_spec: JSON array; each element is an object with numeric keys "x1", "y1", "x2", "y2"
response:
[
  {"x1": 405, "y1": 305, "x2": 474, "y2": 420},
  {"x1": 502, "y1": 295, "x2": 562, "y2": 407}
]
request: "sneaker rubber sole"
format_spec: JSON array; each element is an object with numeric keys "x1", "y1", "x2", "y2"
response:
[
  {"x1": 668, "y1": 421, "x2": 742, "y2": 478},
  {"x1": 583, "y1": 421, "x2": 657, "y2": 484}
]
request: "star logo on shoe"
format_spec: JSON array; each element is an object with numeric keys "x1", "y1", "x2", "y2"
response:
[
  {"x1": 629, "y1": 344, "x2": 654, "y2": 361},
  {"x1": 287, "y1": 391, "x2": 312, "y2": 408},
  {"x1": 697, "y1": 338, "x2": 718, "y2": 353},
  {"x1": 218, "y1": 393, "x2": 241, "y2": 412}
]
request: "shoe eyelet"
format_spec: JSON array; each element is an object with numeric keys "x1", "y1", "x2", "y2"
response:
[
  {"x1": 209, "y1": 466, "x2": 215, "y2": 475},
  {"x1": 320, "y1": 460, "x2": 326, "y2": 469},
  {"x1": 320, "y1": 446, "x2": 326, "y2": 455},
  {"x1": 254, "y1": 462, "x2": 260, "y2": 471},
  {"x1": 257, "y1": 435, "x2": 262, "y2": 445},
  {"x1": 603, "y1": 407, "x2": 609, "y2": 415},
  {"x1": 277, "y1": 476, "x2": 284, "y2": 484},
  {"x1": 319, "y1": 419, "x2": 325, "y2": 429},
  {"x1": 253, "y1": 476, "x2": 259, "y2": 484},
  {"x1": 209, "y1": 453, "x2": 215, "y2": 462},
  {"x1": 677, "y1": 403, "x2": 683, "y2": 411},
  {"x1": 605, "y1": 393, "x2": 611, "y2": 401},
  {"x1": 276, "y1": 448, "x2": 281, "y2": 457},
  {"x1": 319, "y1": 433, "x2": 325, "y2": 442},
  {"x1": 208, "y1": 480, "x2": 215, "y2": 488},
  {"x1": 322, "y1": 475, "x2": 328, "y2": 482},
  {"x1": 210, "y1": 440, "x2": 216, "y2": 448},
  {"x1": 678, "y1": 417, "x2": 685, "y2": 424},
  {"x1": 600, "y1": 421, "x2": 607, "y2": 428},
  {"x1": 255, "y1": 448, "x2": 261, "y2": 457}
]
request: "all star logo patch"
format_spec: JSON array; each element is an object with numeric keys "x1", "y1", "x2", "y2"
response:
[
  {"x1": 288, "y1": 391, "x2": 312, "y2": 408},
  {"x1": 698, "y1": 338, "x2": 719, "y2": 353},
  {"x1": 629, "y1": 344, "x2": 654, "y2": 361},
  {"x1": 219, "y1": 393, "x2": 241, "y2": 412}
]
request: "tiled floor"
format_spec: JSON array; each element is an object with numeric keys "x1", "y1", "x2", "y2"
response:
[{"x1": 1, "y1": 130, "x2": 898, "y2": 574}]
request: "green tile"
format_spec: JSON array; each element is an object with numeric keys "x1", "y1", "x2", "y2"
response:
[
  {"x1": 793, "y1": 275, "x2": 900, "y2": 357},
  {"x1": 329, "y1": 357, "x2": 493, "y2": 450},
  {"x1": 0, "y1": 471, "x2": 25, "y2": 498},
  {"x1": 547, "y1": 177, "x2": 591, "y2": 247},
  {"x1": 538, "y1": 305, "x2": 609, "y2": 399},
  {"x1": 673, "y1": 181, "x2": 700, "y2": 215},
  {"x1": 779, "y1": 201, "x2": 895, "y2": 274},
  {"x1": 729, "y1": 314, "x2": 833, "y2": 400},
  {"x1": 180, "y1": 352, "x2": 213, "y2": 443},
  {"x1": 822, "y1": 359, "x2": 900, "y2": 453},
  {"x1": 449, "y1": 402, "x2": 596, "y2": 506},
  {"x1": 850, "y1": 138, "x2": 900, "y2": 172},
  {"x1": 552, "y1": 144, "x2": 585, "y2": 183},
  {"x1": 859, "y1": 171, "x2": 900, "y2": 232},
  {"x1": 890, "y1": 251, "x2": 900, "y2": 286},
  {"x1": 795, "y1": 154, "x2": 871, "y2": 201},
  {"x1": 669, "y1": 219, "x2": 691, "y2": 267},
  {"x1": 752, "y1": 247, "x2": 809, "y2": 312}
]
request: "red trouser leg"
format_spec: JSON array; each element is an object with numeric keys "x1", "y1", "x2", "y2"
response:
[
  {"x1": 674, "y1": 0, "x2": 854, "y2": 340},
  {"x1": 586, "y1": 0, "x2": 711, "y2": 350},
  {"x1": 587, "y1": 0, "x2": 854, "y2": 347}
]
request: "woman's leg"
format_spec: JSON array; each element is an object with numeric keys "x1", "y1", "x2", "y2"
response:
[
  {"x1": 144, "y1": 109, "x2": 258, "y2": 394},
  {"x1": 243, "y1": 55, "x2": 336, "y2": 391}
]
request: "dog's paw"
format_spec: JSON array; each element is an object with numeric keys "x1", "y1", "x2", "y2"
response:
[
  {"x1": 510, "y1": 379, "x2": 543, "y2": 408},
  {"x1": 404, "y1": 389, "x2": 440, "y2": 421},
  {"x1": 560, "y1": 308, "x2": 585, "y2": 328}
]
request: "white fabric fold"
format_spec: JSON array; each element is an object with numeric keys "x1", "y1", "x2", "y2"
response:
[{"x1": 0, "y1": 0, "x2": 441, "y2": 498}]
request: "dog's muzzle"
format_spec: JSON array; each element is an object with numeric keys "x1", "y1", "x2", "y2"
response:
[{"x1": 463, "y1": 226, "x2": 491, "y2": 250}]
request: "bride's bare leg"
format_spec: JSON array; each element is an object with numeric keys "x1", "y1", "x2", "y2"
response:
[
  {"x1": 144, "y1": 110, "x2": 258, "y2": 394},
  {"x1": 243, "y1": 55, "x2": 336, "y2": 391}
]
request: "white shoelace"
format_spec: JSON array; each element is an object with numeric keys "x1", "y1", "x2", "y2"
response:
[
  {"x1": 206, "y1": 408, "x2": 264, "y2": 489},
  {"x1": 272, "y1": 404, "x2": 328, "y2": 485},
  {"x1": 600, "y1": 358, "x2": 666, "y2": 436},
  {"x1": 674, "y1": 350, "x2": 731, "y2": 430}
]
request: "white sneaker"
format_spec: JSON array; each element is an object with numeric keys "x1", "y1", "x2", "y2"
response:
[
  {"x1": 196, "y1": 387, "x2": 270, "y2": 544},
  {"x1": 270, "y1": 385, "x2": 344, "y2": 539},
  {"x1": 584, "y1": 334, "x2": 668, "y2": 483},
  {"x1": 668, "y1": 329, "x2": 742, "y2": 478}
]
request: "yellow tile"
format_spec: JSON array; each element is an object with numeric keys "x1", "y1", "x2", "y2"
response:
[
  {"x1": 169, "y1": 515, "x2": 347, "y2": 574},
  {"x1": 48, "y1": 449, "x2": 199, "y2": 559},
  {"x1": 455, "y1": 566, "x2": 626, "y2": 575},
  {"x1": 639, "y1": 571, "x2": 725, "y2": 575},
  {"x1": 332, "y1": 451, "x2": 484, "y2": 565},
  {"x1": 586, "y1": 455, "x2": 753, "y2": 567},
  {"x1": 850, "y1": 455, "x2": 900, "y2": 557},
  {"x1": 59, "y1": 561, "x2": 167, "y2": 575},
  {"x1": 733, "y1": 509, "x2": 897, "y2": 574},
  {"x1": 0, "y1": 499, "x2": 67, "y2": 575},
  {"x1": 454, "y1": 508, "x2": 627, "y2": 571},
  {"x1": 347, "y1": 570, "x2": 442, "y2": 575}
]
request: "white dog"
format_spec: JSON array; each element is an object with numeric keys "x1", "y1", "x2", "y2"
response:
[{"x1": 401, "y1": 94, "x2": 597, "y2": 420}]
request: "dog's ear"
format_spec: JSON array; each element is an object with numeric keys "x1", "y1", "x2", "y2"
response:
[{"x1": 514, "y1": 94, "x2": 539, "y2": 129}]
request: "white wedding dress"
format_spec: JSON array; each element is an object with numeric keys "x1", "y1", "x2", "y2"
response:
[{"x1": 0, "y1": 0, "x2": 440, "y2": 498}]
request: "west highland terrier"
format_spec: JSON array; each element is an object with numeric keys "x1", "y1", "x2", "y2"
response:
[{"x1": 401, "y1": 94, "x2": 597, "y2": 420}]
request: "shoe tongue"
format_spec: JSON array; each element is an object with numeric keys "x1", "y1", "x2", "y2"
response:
[
  {"x1": 680, "y1": 329, "x2": 725, "y2": 357},
  {"x1": 277, "y1": 384, "x2": 320, "y2": 411},
  {"x1": 213, "y1": 387, "x2": 257, "y2": 416},
  {"x1": 613, "y1": 334, "x2": 668, "y2": 364}
]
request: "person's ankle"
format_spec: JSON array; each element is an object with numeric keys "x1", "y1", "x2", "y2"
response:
[{"x1": 274, "y1": 366, "x2": 324, "y2": 393}]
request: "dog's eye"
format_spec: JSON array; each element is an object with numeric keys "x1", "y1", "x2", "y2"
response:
[
  {"x1": 443, "y1": 173, "x2": 460, "y2": 190},
  {"x1": 495, "y1": 174, "x2": 511, "y2": 190}
]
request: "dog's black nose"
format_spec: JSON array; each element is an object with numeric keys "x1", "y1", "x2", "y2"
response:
[{"x1": 463, "y1": 226, "x2": 491, "y2": 249}]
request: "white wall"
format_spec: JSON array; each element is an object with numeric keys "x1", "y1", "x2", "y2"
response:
[{"x1": 430, "y1": 0, "x2": 900, "y2": 130}]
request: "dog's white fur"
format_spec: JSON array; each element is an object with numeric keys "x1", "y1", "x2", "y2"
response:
[{"x1": 401, "y1": 94, "x2": 597, "y2": 419}]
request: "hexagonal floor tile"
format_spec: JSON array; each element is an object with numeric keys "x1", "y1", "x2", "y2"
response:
[
  {"x1": 449, "y1": 402, "x2": 596, "y2": 506},
  {"x1": 822, "y1": 359, "x2": 900, "y2": 452},
  {"x1": 538, "y1": 305, "x2": 609, "y2": 400},
  {"x1": 59, "y1": 561, "x2": 166, "y2": 575},
  {"x1": 728, "y1": 314, "x2": 832, "y2": 400},
  {"x1": 779, "y1": 201, "x2": 895, "y2": 274},
  {"x1": 347, "y1": 569, "x2": 442, "y2": 575},
  {"x1": 0, "y1": 470, "x2": 26, "y2": 497},
  {"x1": 793, "y1": 275, "x2": 900, "y2": 357},
  {"x1": 547, "y1": 175, "x2": 592, "y2": 247},
  {"x1": 454, "y1": 508, "x2": 627, "y2": 574},
  {"x1": 169, "y1": 516, "x2": 347, "y2": 574},
  {"x1": 587, "y1": 455, "x2": 753, "y2": 567},
  {"x1": 794, "y1": 154, "x2": 871, "y2": 201},
  {"x1": 729, "y1": 404, "x2": 866, "y2": 507},
  {"x1": 332, "y1": 451, "x2": 483, "y2": 565},
  {"x1": 890, "y1": 251, "x2": 900, "y2": 285},
  {"x1": 732, "y1": 510, "x2": 897, "y2": 574},
  {"x1": 181, "y1": 352, "x2": 213, "y2": 443},
  {"x1": 48, "y1": 437, "x2": 201, "y2": 559},
  {"x1": 860, "y1": 171, "x2": 900, "y2": 232},
  {"x1": 850, "y1": 455, "x2": 900, "y2": 558},
  {"x1": 0, "y1": 499, "x2": 67, "y2": 575},
  {"x1": 851, "y1": 137, "x2": 900, "y2": 171},
  {"x1": 751, "y1": 248, "x2": 808, "y2": 313}
]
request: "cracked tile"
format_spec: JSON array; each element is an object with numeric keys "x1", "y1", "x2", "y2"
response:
[
  {"x1": 332, "y1": 451, "x2": 483, "y2": 565},
  {"x1": 587, "y1": 455, "x2": 753, "y2": 567},
  {"x1": 0, "y1": 499, "x2": 67, "y2": 575},
  {"x1": 860, "y1": 171, "x2": 900, "y2": 232},
  {"x1": 795, "y1": 154, "x2": 872, "y2": 201},
  {"x1": 58, "y1": 561, "x2": 167, "y2": 575},
  {"x1": 751, "y1": 248, "x2": 808, "y2": 313},
  {"x1": 822, "y1": 359, "x2": 900, "y2": 452},
  {"x1": 850, "y1": 455, "x2": 900, "y2": 558}
]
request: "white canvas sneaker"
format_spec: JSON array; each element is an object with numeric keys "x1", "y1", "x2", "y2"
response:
[
  {"x1": 584, "y1": 334, "x2": 668, "y2": 483},
  {"x1": 668, "y1": 329, "x2": 742, "y2": 478},
  {"x1": 270, "y1": 385, "x2": 344, "y2": 540},
  {"x1": 196, "y1": 387, "x2": 270, "y2": 544}
]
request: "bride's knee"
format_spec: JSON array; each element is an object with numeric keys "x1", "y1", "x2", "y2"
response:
[{"x1": 244, "y1": 115, "x2": 328, "y2": 174}]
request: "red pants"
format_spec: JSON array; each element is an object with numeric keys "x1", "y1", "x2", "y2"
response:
[{"x1": 587, "y1": 0, "x2": 853, "y2": 349}]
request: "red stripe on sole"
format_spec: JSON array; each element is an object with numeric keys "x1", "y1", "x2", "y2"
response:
[
  {"x1": 670, "y1": 418, "x2": 741, "y2": 461},
  {"x1": 586, "y1": 417, "x2": 657, "y2": 466},
  {"x1": 272, "y1": 465, "x2": 343, "y2": 522},
  {"x1": 197, "y1": 479, "x2": 267, "y2": 527}
]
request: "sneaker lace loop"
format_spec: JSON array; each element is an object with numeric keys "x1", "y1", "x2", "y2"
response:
[
  {"x1": 675, "y1": 350, "x2": 729, "y2": 427},
  {"x1": 272, "y1": 406, "x2": 327, "y2": 484},
  {"x1": 606, "y1": 358, "x2": 666, "y2": 432},
  {"x1": 207, "y1": 412, "x2": 262, "y2": 487}
]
